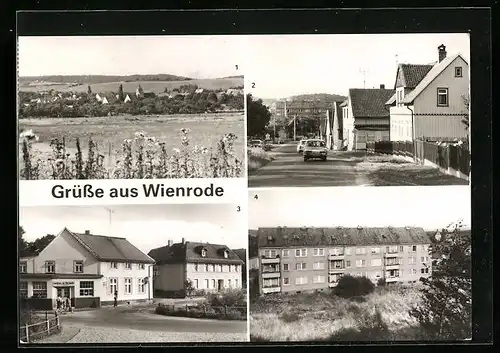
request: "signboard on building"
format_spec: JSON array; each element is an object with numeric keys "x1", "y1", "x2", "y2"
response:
[{"x1": 52, "y1": 281, "x2": 75, "y2": 286}]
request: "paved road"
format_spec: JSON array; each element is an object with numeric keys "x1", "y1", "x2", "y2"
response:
[
  {"x1": 248, "y1": 144, "x2": 371, "y2": 188},
  {"x1": 248, "y1": 143, "x2": 469, "y2": 188}
]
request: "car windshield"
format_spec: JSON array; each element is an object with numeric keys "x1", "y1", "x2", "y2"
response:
[{"x1": 306, "y1": 140, "x2": 325, "y2": 147}]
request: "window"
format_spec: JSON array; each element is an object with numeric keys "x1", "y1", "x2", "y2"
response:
[
  {"x1": 421, "y1": 256, "x2": 429, "y2": 263},
  {"x1": 125, "y1": 263, "x2": 132, "y2": 270},
  {"x1": 201, "y1": 249, "x2": 207, "y2": 257},
  {"x1": 313, "y1": 275, "x2": 326, "y2": 284},
  {"x1": 204, "y1": 279, "x2": 209, "y2": 289},
  {"x1": 32, "y1": 282, "x2": 47, "y2": 298},
  {"x1": 45, "y1": 261, "x2": 55, "y2": 273},
  {"x1": 209, "y1": 264, "x2": 215, "y2": 272},
  {"x1": 387, "y1": 269, "x2": 400, "y2": 278},
  {"x1": 211, "y1": 279, "x2": 216, "y2": 288},
  {"x1": 295, "y1": 276, "x2": 308, "y2": 285},
  {"x1": 408, "y1": 256, "x2": 416, "y2": 265},
  {"x1": 79, "y1": 281, "x2": 94, "y2": 296},
  {"x1": 313, "y1": 248, "x2": 325, "y2": 256},
  {"x1": 283, "y1": 277, "x2": 290, "y2": 285},
  {"x1": 399, "y1": 246, "x2": 404, "y2": 252},
  {"x1": 421, "y1": 268, "x2": 429, "y2": 274},
  {"x1": 235, "y1": 265, "x2": 240, "y2": 272},
  {"x1": 356, "y1": 259, "x2": 366, "y2": 268},
  {"x1": 455, "y1": 66, "x2": 463, "y2": 77},
  {"x1": 437, "y1": 88, "x2": 449, "y2": 107},
  {"x1": 282, "y1": 250, "x2": 290, "y2": 257},
  {"x1": 194, "y1": 264, "x2": 199, "y2": 271},
  {"x1": 19, "y1": 261, "x2": 27, "y2": 273},
  {"x1": 110, "y1": 262, "x2": 118, "y2": 269},
  {"x1": 385, "y1": 257, "x2": 400, "y2": 266},
  {"x1": 263, "y1": 278, "x2": 280, "y2": 287},
  {"x1": 235, "y1": 279, "x2": 238, "y2": 288},
  {"x1": 264, "y1": 249, "x2": 278, "y2": 258},
  {"x1": 313, "y1": 262, "x2": 325, "y2": 270},
  {"x1": 283, "y1": 263, "x2": 289, "y2": 271},
  {"x1": 420, "y1": 245, "x2": 426, "y2": 251},
  {"x1": 371, "y1": 259, "x2": 382, "y2": 267},
  {"x1": 346, "y1": 260, "x2": 351, "y2": 268},
  {"x1": 371, "y1": 247, "x2": 380, "y2": 254},
  {"x1": 296, "y1": 263, "x2": 307, "y2": 270},
  {"x1": 223, "y1": 250, "x2": 229, "y2": 259},
  {"x1": 411, "y1": 268, "x2": 417, "y2": 275},
  {"x1": 20, "y1": 282, "x2": 28, "y2": 297},
  {"x1": 219, "y1": 264, "x2": 223, "y2": 272},
  {"x1": 329, "y1": 247, "x2": 344, "y2": 256},
  {"x1": 295, "y1": 249, "x2": 307, "y2": 257},
  {"x1": 227, "y1": 279, "x2": 231, "y2": 288},
  {"x1": 205, "y1": 264, "x2": 210, "y2": 272},
  {"x1": 386, "y1": 245, "x2": 398, "y2": 253},
  {"x1": 194, "y1": 279, "x2": 199, "y2": 289},
  {"x1": 330, "y1": 273, "x2": 343, "y2": 283},
  {"x1": 109, "y1": 278, "x2": 117, "y2": 295},
  {"x1": 330, "y1": 260, "x2": 344, "y2": 269},
  {"x1": 73, "y1": 260, "x2": 83, "y2": 273},
  {"x1": 138, "y1": 263, "x2": 145, "y2": 270},
  {"x1": 411, "y1": 245, "x2": 417, "y2": 252},
  {"x1": 125, "y1": 278, "x2": 132, "y2": 294},
  {"x1": 355, "y1": 247, "x2": 366, "y2": 255},
  {"x1": 345, "y1": 247, "x2": 353, "y2": 255},
  {"x1": 138, "y1": 278, "x2": 146, "y2": 293}
]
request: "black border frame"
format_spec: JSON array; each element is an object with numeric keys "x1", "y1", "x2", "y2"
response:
[{"x1": 8, "y1": 7, "x2": 493, "y2": 350}]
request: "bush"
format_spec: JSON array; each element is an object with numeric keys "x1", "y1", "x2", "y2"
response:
[
  {"x1": 20, "y1": 129, "x2": 243, "y2": 180},
  {"x1": 205, "y1": 288, "x2": 247, "y2": 308},
  {"x1": 334, "y1": 275, "x2": 375, "y2": 298},
  {"x1": 280, "y1": 311, "x2": 301, "y2": 323},
  {"x1": 329, "y1": 309, "x2": 390, "y2": 341},
  {"x1": 377, "y1": 277, "x2": 386, "y2": 287},
  {"x1": 155, "y1": 303, "x2": 245, "y2": 321}
]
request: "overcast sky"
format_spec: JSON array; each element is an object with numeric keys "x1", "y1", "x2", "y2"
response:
[
  {"x1": 20, "y1": 204, "x2": 247, "y2": 253},
  {"x1": 244, "y1": 33, "x2": 470, "y2": 99},
  {"x1": 18, "y1": 35, "x2": 246, "y2": 78},
  {"x1": 249, "y1": 186, "x2": 470, "y2": 231}
]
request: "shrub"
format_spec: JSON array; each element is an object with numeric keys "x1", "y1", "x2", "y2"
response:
[
  {"x1": 280, "y1": 311, "x2": 301, "y2": 323},
  {"x1": 334, "y1": 275, "x2": 375, "y2": 298},
  {"x1": 205, "y1": 288, "x2": 247, "y2": 308},
  {"x1": 20, "y1": 129, "x2": 243, "y2": 180},
  {"x1": 329, "y1": 309, "x2": 390, "y2": 341}
]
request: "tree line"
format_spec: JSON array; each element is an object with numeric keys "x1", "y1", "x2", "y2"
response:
[{"x1": 19, "y1": 226, "x2": 55, "y2": 257}]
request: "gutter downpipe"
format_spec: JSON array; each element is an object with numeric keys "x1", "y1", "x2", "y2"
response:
[{"x1": 406, "y1": 104, "x2": 416, "y2": 163}]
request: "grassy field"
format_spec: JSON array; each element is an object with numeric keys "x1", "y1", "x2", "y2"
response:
[
  {"x1": 19, "y1": 113, "x2": 244, "y2": 179},
  {"x1": 250, "y1": 286, "x2": 423, "y2": 342},
  {"x1": 19, "y1": 77, "x2": 243, "y2": 94}
]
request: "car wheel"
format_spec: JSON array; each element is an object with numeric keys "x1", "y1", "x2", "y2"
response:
[
  {"x1": 322, "y1": 157, "x2": 327, "y2": 161},
  {"x1": 304, "y1": 157, "x2": 308, "y2": 162}
]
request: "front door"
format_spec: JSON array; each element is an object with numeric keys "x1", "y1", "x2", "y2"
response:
[
  {"x1": 217, "y1": 279, "x2": 224, "y2": 292},
  {"x1": 57, "y1": 287, "x2": 71, "y2": 298}
]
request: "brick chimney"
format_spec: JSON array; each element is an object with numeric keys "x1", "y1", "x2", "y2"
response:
[
  {"x1": 85, "y1": 230, "x2": 90, "y2": 234},
  {"x1": 181, "y1": 237, "x2": 185, "y2": 244},
  {"x1": 380, "y1": 84, "x2": 385, "y2": 89},
  {"x1": 167, "y1": 239, "x2": 173, "y2": 247},
  {"x1": 438, "y1": 44, "x2": 447, "y2": 63}
]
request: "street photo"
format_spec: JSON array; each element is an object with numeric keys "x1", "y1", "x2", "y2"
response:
[
  {"x1": 248, "y1": 186, "x2": 471, "y2": 342},
  {"x1": 18, "y1": 35, "x2": 245, "y2": 180},
  {"x1": 246, "y1": 34, "x2": 470, "y2": 187},
  {"x1": 19, "y1": 204, "x2": 248, "y2": 343}
]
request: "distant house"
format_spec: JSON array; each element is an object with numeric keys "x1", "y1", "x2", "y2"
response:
[
  {"x1": 148, "y1": 239, "x2": 244, "y2": 298},
  {"x1": 101, "y1": 96, "x2": 109, "y2": 105},
  {"x1": 386, "y1": 44, "x2": 469, "y2": 142},
  {"x1": 226, "y1": 88, "x2": 242, "y2": 95},
  {"x1": 342, "y1": 85, "x2": 395, "y2": 150},
  {"x1": 124, "y1": 94, "x2": 131, "y2": 103},
  {"x1": 332, "y1": 101, "x2": 344, "y2": 150},
  {"x1": 194, "y1": 88, "x2": 204, "y2": 94},
  {"x1": 95, "y1": 93, "x2": 102, "y2": 102},
  {"x1": 232, "y1": 248, "x2": 247, "y2": 288}
]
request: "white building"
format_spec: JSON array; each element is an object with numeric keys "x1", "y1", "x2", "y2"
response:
[{"x1": 19, "y1": 228, "x2": 155, "y2": 310}]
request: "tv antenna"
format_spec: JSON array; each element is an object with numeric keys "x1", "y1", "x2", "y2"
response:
[
  {"x1": 359, "y1": 68, "x2": 369, "y2": 88},
  {"x1": 104, "y1": 207, "x2": 114, "y2": 236}
]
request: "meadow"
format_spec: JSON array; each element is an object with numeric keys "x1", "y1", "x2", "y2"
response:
[
  {"x1": 250, "y1": 286, "x2": 424, "y2": 342},
  {"x1": 19, "y1": 77, "x2": 243, "y2": 94},
  {"x1": 19, "y1": 113, "x2": 245, "y2": 179}
]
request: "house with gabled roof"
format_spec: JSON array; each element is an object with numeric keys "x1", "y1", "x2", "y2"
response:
[
  {"x1": 332, "y1": 101, "x2": 344, "y2": 150},
  {"x1": 148, "y1": 239, "x2": 244, "y2": 298},
  {"x1": 386, "y1": 45, "x2": 469, "y2": 142},
  {"x1": 342, "y1": 85, "x2": 395, "y2": 150},
  {"x1": 19, "y1": 228, "x2": 154, "y2": 310},
  {"x1": 252, "y1": 226, "x2": 432, "y2": 294}
]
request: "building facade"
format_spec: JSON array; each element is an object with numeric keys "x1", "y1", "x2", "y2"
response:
[
  {"x1": 19, "y1": 228, "x2": 155, "y2": 310},
  {"x1": 149, "y1": 239, "x2": 244, "y2": 298},
  {"x1": 387, "y1": 45, "x2": 469, "y2": 142},
  {"x1": 342, "y1": 86, "x2": 395, "y2": 151},
  {"x1": 252, "y1": 227, "x2": 432, "y2": 294}
]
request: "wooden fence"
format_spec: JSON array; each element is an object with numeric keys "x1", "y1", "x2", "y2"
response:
[
  {"x1": 19, "y1": 312, "x2": 60, "y2": 343},
  {"x1": 366, "y1": 140, "x2": 470, "y2": 177}
]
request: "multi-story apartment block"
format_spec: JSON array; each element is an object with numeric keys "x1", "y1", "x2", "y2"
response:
[
  {"x1": 252, "y1": 227, "x2": 432, "y2": 294},
  {"x1": 148, "y1": 239, "x2": 244, "y2": 298},
  {"x1": 19, "y1": 228, "x2": 155, "y2": 310}
]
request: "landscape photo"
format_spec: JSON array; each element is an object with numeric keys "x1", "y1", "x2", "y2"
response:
[
  {"x1": 19, "y1": 204, "x2": 248, "y2": 343},
  {"x1": 18, "y1": 36, "x2": 245, "y2": 180},
  {"x1": 245, "y1": 34, "x2": 471, "y2": 187},
  {"x1": 248, "y1": 186, "x2": 471, "y2": 342}
]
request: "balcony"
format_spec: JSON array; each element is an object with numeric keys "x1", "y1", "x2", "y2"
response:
[
  {"x1": 384, "y1": 263, "x2": 400, "y2": 270},
  {"x1": 384, "y1": 252, "x2": 400, "y2": 257},
  {"x1": 386, "y1": 277, "x2": 400, "y2": 283},
  {"x1": 262, "y1": 286, "x2": 281, "y2": 294},
  {"x1": 262, "y1": 271, "x2": 281, "y2": 279},
  {"x1": 328, "y1": 282, "x2": 339, "y2": 288},
  {"x1": 328, "y1": 253, "x2": 345, "y2": 260},
  {"x1": 328, "y1": 267, "x2": 345, "y2": 274},
  {"x1": 261, "y1": 257, "x2": 280, "y2": 264}
]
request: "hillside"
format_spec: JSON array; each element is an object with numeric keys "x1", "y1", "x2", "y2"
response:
[
  {"x1": 18, "y1": 77, "x2": 244, "y2": 94},
  {"x1": 288, "y1": 93, "x2": 347, "y2": 102},
  {"x1": 18, "y1": 74, "x2": 193, "y2": 86}
]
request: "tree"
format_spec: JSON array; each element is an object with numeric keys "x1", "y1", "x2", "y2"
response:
[
  {"x1": 118, "y1": 84, "x2": 125, "y2": 101},
  {"x1": 184, "y1": 279, "x2": 195, "y2": 297},
  {"x1": 87, "y1": 85, "x2": 92, "y2": 95},
  {"x1": 19, "y1": 226, "x2": 29, "y2": 254},
  {"x1": 247, "y1": 94, "x2": 271, "y2": 137},
  {"x1": 334, "y1": 275, "x2": 375, "y2": 298},
  {"x1": 409, "y1": 220, "x2": 471, "y2": 340},
  {"x1": 461, "y1": 94, "x2": 470, "y2": 130},
  {"x1": 137, "y1": 84, "x2": 144, "y2": 97}
]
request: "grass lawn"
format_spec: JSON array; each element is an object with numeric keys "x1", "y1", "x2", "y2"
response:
[
  {"x1": 19, "y1": 113, "x2": 244, "y2": 176},
  {"x1": 247, "y1": 147, "x2": 275, "y2": 174},
  {"x1": 250, "y1": 286, "x2": 423, "y2": 342}
]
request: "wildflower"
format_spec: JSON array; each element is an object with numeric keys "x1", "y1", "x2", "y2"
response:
[
  {"x1": 134, "y1": 131, "x2": 146, "y2": 138},
  {"x1": 147, "y1": 136, "x2": 156, "y2": 143},
  {"x1": 201, "y1": 147, "x2": 209, "y2": 154},
  {"x1": 173, "y1": 148, "x2": 181, "y2": 154},
  {"x1": 180, "y1": 128, "x2": 191, "y2": 134}
]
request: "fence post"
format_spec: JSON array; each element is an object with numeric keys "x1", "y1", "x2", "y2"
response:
[
  {"x1": 224, "y1": 305, "x2": 227, "y2": 315},
  {"x1": 25, "y1": 325, "x2": 29, "y2": 343},
  {"x1": 185, "y1": 304, "x2": 188, "y2": 312},
  {"x1": 47, "y1": 317, "x2": 50, "y2": 334}
]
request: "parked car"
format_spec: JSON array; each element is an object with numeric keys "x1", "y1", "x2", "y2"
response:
[
  {"x1": 303, "y1": 139, "x2": 328, "y2": 161},
  {"x1": 248, "y1": 139, "x2": 264, "y2": 148},
  {"x1": 297, "y1": 139, "x2": 308, "y2": 154}
]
